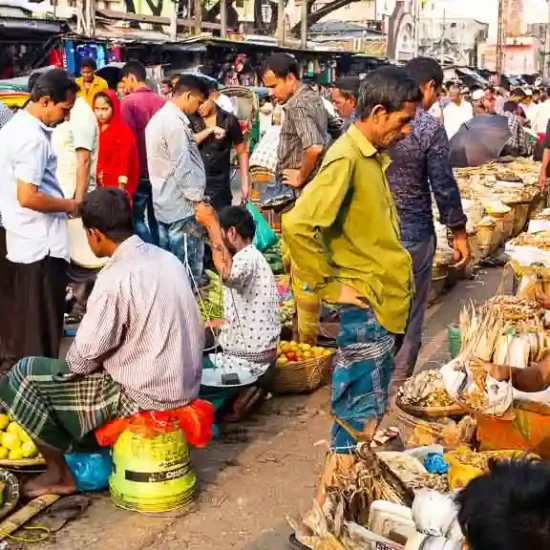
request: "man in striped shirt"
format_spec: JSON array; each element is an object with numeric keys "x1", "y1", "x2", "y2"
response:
[
  {"x1": 0, "y1": 188, "x2": 204, "y2": 498},
  {"x1": 145, "y1": 75, "x2": 208, "y2": 283}
]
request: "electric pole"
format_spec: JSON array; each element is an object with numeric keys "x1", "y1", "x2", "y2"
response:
[
  {"x1": 194, "y1": 0, "x2": 202, "y2": 36},
  {"x1": 545, "y1": 0, "x2": 550, "y2": 76},
  {"x1": 277, "y1": 0, "x2": 285, "y2": 46},
  {"x1": 300, "y1": 0, "x2": 308, "y2": 49},
  {"x1": 170, "y1": 0, "x2": 178, "y2": 40},
  {"x1": 496, "y1": 0, "x2": 505, "y2": 78},
  {"x1": 220, "y1": 0, "x2": 227, "y2": 38}
]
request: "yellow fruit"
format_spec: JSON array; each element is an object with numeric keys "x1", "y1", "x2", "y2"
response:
[
  {"x1": 8, "y1": 449, "x2": 23, "y2": 460},
  {"x1": 0, "y1": 448, "x2": 8, "y2": 459},
  {"x1": 302, "y1": 351, "x2": 313, "y2": 359},
  {"x1": 2, "y1": 432, "x2": 19, "y2": 451},
  {"x1": 277, "y1": 357, "x2": 289, "y2": 367},
  {"x1": 299, "y1": 343, "x2": 311, "y2": 351},
  {"x1": 312, "y1": 347, "x2": 324, "y2": 357},
  {"x1": 6, "y1": 422, "x2": 19, "y2": 435},
  {"x1": 17, "y1": 428, "x2": 31, "y2": 444},
  {"x1": 0, "y1": 415, "x2": 9, "y2": 431},
  {"x1": 323, "y1": 348, "x2": 333, "y2": 356},
  {"x1": 21, "y1": 441, "x2": 37, "y2": 458}
]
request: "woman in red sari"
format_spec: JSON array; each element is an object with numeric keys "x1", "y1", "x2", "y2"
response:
[{"x1": 94, "y1": 89, "x2": 139, "y2": 196}]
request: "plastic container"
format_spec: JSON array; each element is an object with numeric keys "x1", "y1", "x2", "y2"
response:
[
  {"x1": 447, "y1": 325, "x2": 461, "y2": 359},
  {"x1": 109, "y1": 423, "x2": 196, "y2": 513},
  {"x1": 368, "y1": 500, "x2": 416, "y2": 544}
]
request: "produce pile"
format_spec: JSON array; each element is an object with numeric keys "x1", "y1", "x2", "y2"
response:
[
  {"x1": 0, "y1": 414, "x2": 39, "y2": 460},
  {"x1": 276, "y1": 340, "x2": 333, "y2": 366},
  {"x1": 398, "y1": 371, "x2": 454, "y2": 408},
  {"x1": 510, "y1": 231, "x2": 550, "y2": 250}
]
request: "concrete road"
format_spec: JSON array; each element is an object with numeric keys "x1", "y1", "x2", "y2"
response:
[{"x1": 32, "y1": 267, "x2": 506, "y2": 550}]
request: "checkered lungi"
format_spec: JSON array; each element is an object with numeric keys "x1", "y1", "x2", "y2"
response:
[
  {"x1": 331, "y1": 306, "x2": 396, "y2": 454},
  {"x1": 0, "y1": 357, "x2": 140, "y2": 452}
]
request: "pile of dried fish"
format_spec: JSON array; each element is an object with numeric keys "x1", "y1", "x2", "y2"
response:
[
  {"x1": 487, "y1": 295, "x2": 542, "y2": 321},
  {"x1": 398, "y1": 371, "x2": 454, "y2": 408},
  {"x1": 510, "y1": 231, "x2": 550, "y2": 250}
]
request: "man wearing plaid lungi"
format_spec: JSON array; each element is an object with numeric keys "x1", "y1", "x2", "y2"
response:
[{"x1": 0, "y1": 188, "x2": 204, "y2": 498}]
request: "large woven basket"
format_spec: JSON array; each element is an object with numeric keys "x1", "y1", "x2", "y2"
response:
[
  {"x1": 250, "y1": 167, "x2": 273, "y2": 185},
  {"x1": 511, "y1": 203, "x2": 530, "y2": 237},
  {"x1": 494, "y1": 211, "x2": 514, "y2": 243},
  {"x1": 476, "y1": 223, "x2": 499, "y2": 257},
  {"x1": 269, "y1": 354, "x2": 334, "y2": 395}
]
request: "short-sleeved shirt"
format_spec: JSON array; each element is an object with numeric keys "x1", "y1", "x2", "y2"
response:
[
  {"x1": 76, "y1": 75, "x2": 108, "y2": 108},
  {"x1": 188, "y1": 108, "x2": 244, "y2": 189},
  {"x1": 0, "y1": 109, "x2": 69, "y2": 264},
  {"x1": 52, "y1": 97, "x2": 98, "y2": 199},
  {"x1": 276, "y1": 84, "x2": 329, "y2": 183},
  {"x1": 218, "y1": 244, "x2": 281, "y2": 357}
]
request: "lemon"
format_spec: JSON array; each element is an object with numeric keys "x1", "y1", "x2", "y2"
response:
[
  {"x1": 0, "y1": 448, "x2": 8, "y2": 459},
  {"x1": 8, "y1": 449, "x2": 23, "y2": 460},
  {"x1": 21, "y1": 441, "x2": 37, "y2": 458},
  {"x1": 0, "y1": 414, "x2": 9, "y2": 431},
  {"x1": 17, "y1": 427, "x2": 32, "y2": 444},
  {"x1": 2, "y1": 432, "x2": 19, "y2": 451},
  {"x1": 6, "y1": 422, "x2": 19, "y2": 435}
]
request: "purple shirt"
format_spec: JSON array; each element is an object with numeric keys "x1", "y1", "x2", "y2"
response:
[{"x1": 121, "y1": 88, "x2": 165, "y2": 178}]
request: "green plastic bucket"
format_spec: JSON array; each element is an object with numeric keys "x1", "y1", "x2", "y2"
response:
[
  {"x1": 109, "y1": 425, "x2": 196, "y2": 513},
  {"x1": 448, "y1": 324, "x2": 462, "y2": 359}
]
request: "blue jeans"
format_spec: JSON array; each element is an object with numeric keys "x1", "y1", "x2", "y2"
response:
[
  {"x1": 390, "y1": 234, "x2": 436, "y2": 393},
  {"x1": 158, "y1": 216, "x2": 204, "y2": 283},
  {"x1": 133, "y1": 179, "x2": 158, "y2": 245}
]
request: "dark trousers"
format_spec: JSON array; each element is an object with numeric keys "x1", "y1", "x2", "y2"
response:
[
  {"x1": 390, "y1": 235, "x2": 436, "y2": 393},
  {"x1": 133, "y1": 178, "x2": 159, "y2": 246},
  {"x1": 0, "y1": 227, "x2": 15, "y2": 367},
  {"x1": 10, "y1": 256, "x2": 67, "y2": 361}
]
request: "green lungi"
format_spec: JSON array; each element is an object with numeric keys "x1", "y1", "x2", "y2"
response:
[{"x1": 0, "y1": 357, "x2": 140, "y2": 452}]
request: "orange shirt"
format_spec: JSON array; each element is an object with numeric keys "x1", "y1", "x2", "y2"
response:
[{"x1": 76, "y1": 75, "x2": 108, "y2": 108}]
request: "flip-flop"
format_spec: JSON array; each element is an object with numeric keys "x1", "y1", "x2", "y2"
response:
[{"x1": 37, "y1": 494, "x2": 91, "y2": 533}]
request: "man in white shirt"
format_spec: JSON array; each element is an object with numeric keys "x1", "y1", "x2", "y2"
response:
[
  {"x1": 443, "y1": 84, "x2": 473, "y2": 139},
  {"x1": 0, "y1": 69, "x2": 79, "y2": 363},
  {"x1": 145, "y1": 74, "x2": 208, "y2": 282},
  {"x1": 52, "y1": 96, "x2": 98, "y2": 202}
]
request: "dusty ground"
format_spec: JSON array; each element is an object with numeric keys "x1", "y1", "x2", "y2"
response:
[{"x1": 26, "y1": 267, "x2": 506, "y2": 550}]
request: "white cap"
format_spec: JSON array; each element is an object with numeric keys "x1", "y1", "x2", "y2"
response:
[
  {"x1": 525, "y1": 88, "x2": 533, "y2": 96},
  {"x1": 472, "y1": 89, "x2": 485, "y2": 101}
]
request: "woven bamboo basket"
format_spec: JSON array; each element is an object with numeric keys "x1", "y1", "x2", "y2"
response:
[
  {"x1": 269, "y1": 353, "x2": 334, "y2": 395},
  {"x1": 511, "y1": 203, "x2": 531, "y2": 237},
  {"x1": 397, "y1": 398, "x2": 466, "y2": 419},
  {"x1": 493, "y1": 211, "x2": 514, "y2": 243},
  {"x1": 250, "y1": 167, "x2": 273, "y2": 185}
]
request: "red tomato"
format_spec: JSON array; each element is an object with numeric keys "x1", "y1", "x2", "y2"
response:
[{"x1": 285, "y1": 352, "x2": 296, "y2": 362}]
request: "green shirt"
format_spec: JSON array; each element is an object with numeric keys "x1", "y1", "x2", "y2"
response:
[{"x1": 282, "y1": 124, "x2": 413, "y2": 334}]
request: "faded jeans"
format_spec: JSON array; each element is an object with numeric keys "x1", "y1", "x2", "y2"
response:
[
  {"x1": 133, "y1": 178, "x2": 158, "y2": 245},
  {"x1": 390, "y1": 234, "x2": 436, "y2": 394},
  {"x1": 158, "y1": 216, "x2": 205, "y2": 284}
]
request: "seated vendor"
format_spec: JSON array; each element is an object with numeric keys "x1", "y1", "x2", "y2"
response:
[
  {"x1": 0, "y1": 188, "x2": 204, "y2": 498},
  {"x1": 195, "y1": 205, "x2": 281, "y2": 418}
]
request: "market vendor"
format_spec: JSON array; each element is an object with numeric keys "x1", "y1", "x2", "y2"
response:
[
  {"x1": 195, "y1": 204, "x2": 281, "y2": 419},
  {"x1": 0, "y1": 188, "x2": 204, "y2": 498}
]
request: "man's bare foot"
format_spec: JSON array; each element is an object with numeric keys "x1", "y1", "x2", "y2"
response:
[{"x1": 23, "y1": 469, "x2": 77, "y2": 499}]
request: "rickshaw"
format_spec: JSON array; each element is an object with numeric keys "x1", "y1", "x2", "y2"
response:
[{"x1": 0, "y1": 79, "x2": 31, "y2": 111}]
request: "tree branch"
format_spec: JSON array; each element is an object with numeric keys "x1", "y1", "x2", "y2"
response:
[{"x1": 291, "y1": 0, "x2": 359, "y2": 35}]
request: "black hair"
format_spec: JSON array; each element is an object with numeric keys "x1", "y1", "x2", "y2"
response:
[
  {"x1": 93, "y1": 91, "x2": 113, "y2": 108},
  {"x1": 334, "y1": 76, "x2": 361, "y2": 100},
  {"x1": 511, "y1": 87, "x2": 527, "y2": 100},
  {"x1": 162, "y1": 78, "x2": 173, "y2": 89},
  {"x1": 31, "y1": 69, "x2": 79, "y2": 104},
  {"x1": 121, "y1": 61, "x2": 147, "y2": 83},
  {"x1": 80, "y1": 57, "x2": 97, "y2": 71},
  {"x1": 356, "y1": 66, "x2": 422, "y2": 119},
  {"x1": 457, "y1": 460, "x2": 550, "y2": 550},
  {"x1": 80, "y1": 188, "x2": 134, "y2": 243},
  {"x1": 173, "y1": 75, "x2": 209, "y2": 99},
  {"x1": 503, "y1": 100, "x2": 519, "y2": 113},
  {"x1": 27, "y1": 71, "x2": 41, "y2": 93},
  {"x1": 264, "y1": 53, "x2": 299, "y2": 80},
  {"x1": 405, "y1": 57, "x2": 444, "y2": 88},
  {"x1": 218, "y1": 206, "x2": 256, "y2": 241}
]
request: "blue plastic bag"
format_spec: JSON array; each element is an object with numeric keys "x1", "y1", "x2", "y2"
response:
[
  {"x1": 245, "y1": 202, "x2": 277, "y2": 252},
  {"x1": 65, "y1": 449, "x2": 113, "y2": 492}
]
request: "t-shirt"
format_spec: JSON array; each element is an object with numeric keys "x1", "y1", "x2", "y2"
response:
[
  {"x1": 443, "y1": 101, "x2": 473, "y2": 139},
  {"x1": 52, "y1": 97, "x2": 98, "y2": 199}
]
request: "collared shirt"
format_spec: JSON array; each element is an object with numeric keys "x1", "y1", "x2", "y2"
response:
[
  {"x1": 282, "y1": 125, "x2": 413, "y2": 335},
  {"x1": 188, "y1": 108, "x2": 244, "y2": 190},
  {"x1": 0, "y1": 109, "x2": 69, "y2": 264},
  {"x1": 52, "y1": 97, "x2": 98, "y2": 199},
  {"x1": 387, "y1": 110, "x2": 467, "y2": 244},
  {"x1": 145, "y1": 102, "x2": 206, "y2": 224},
  {"x1": 121, "y1": 87, "x2": 165, "y2": 178},
  {"x1": 533, "y1": 99, "x2": 550, "y2": 134},
  {"x1": 66, "y1": 235, "x2": 204, "y2": 409},
  {"x1": 504, "y1": 112, "x2": 533, "y2": 157},
  {"x1": 443, "y1": 100, "x2": 473, "y2": 139},
  {"x1": 0, "y1": 102, "x2": 13, "y2": 228},
  {"x1": 277, "y1": 84, "x2": 329, "y2": 182},
  {"x1": 76, "y1": 75, "x2": 108, "y2": 108}
]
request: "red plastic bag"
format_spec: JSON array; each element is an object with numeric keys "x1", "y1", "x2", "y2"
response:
[{"x1": 95, "y1": 400, "x2": 214, "y2": 448}]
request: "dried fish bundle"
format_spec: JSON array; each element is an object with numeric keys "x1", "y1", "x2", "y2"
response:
[
  {"x1": 487, "y1": 295, "x2": 542, "y2": 320},
  {"x1": 510, "y1": 231, "x2": 550, "y2": 250},
  {"x1": 398, "y1": 371, "x2": 454, "y2": 408}
]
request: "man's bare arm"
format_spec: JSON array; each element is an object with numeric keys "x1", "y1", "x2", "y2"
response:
[
  {"x1": 17, "y1": 181, "x2": 76, "y2": 214},
  {"x1": 75, "y1": 148, "x2": 91, "y2": 202},
  {"x1": 298, "y1": 145, "x2": 324, "y2": 186}
]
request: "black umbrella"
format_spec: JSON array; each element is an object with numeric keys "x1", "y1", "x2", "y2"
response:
[{"x1": 449, "y1": 114, "x2": 511, "y2": 168}]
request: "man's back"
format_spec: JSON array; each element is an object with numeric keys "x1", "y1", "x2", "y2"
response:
[
  {"x1": 121, "y1": 88, "x2": 165, "y2": 178},
  {"x1": 67, "y1": 236, "x2": 204, "y2": 409}
]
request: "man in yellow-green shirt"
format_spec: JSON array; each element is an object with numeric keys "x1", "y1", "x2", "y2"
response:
[
  {"x1": 76, "y1": 58, "x2": 108, "y2": 108},
  {"x1": 283, "y1": 66, "x2": 420, "y2": 466}
]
